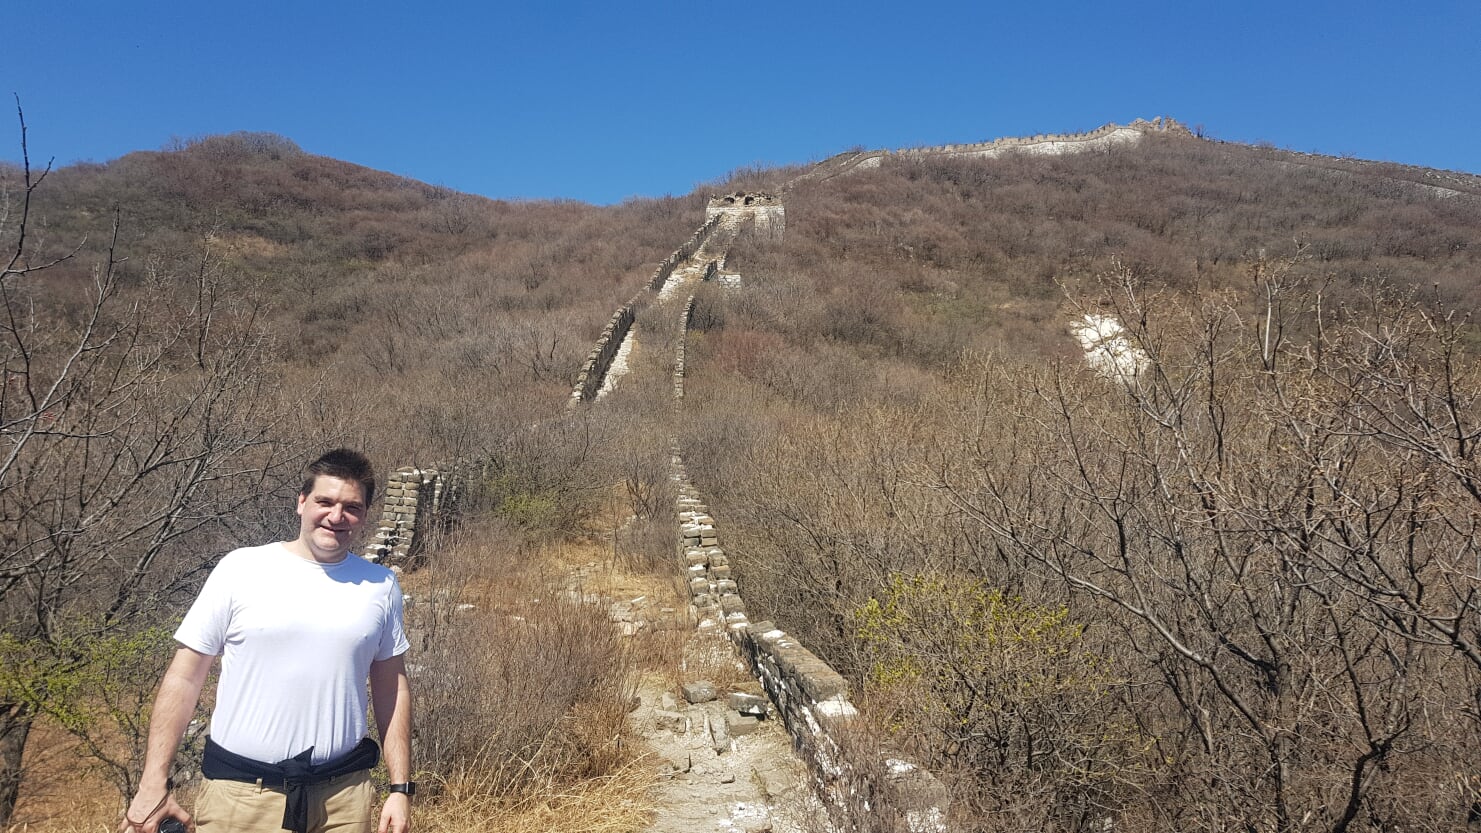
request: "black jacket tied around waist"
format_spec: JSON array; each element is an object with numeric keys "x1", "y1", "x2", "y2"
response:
[{"x1": 201, "y1": 736, "x2": 380, "y2": 833}]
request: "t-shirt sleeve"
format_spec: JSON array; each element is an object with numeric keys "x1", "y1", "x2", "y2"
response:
[
  {"x1": 377, "y1": 576, "x2": 411, "y2": 661},
  {"x1": 174, "y1": 556, "x2": 235, "y2": 656}
]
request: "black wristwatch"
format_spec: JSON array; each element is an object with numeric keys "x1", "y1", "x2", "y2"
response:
[{"x1": 388, "y1": 782, "x2": 416, "y2": 797}]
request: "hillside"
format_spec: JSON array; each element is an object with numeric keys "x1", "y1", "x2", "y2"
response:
[
  {"x1": 6, "y1": 120, "x2": 1481, "y2": 833},
  {"x1": 3, "y1": 131, "x2": 704, "y2": 462},
  {"x1": 677, "y1": 125, "x2": 1481, "y2": 830},
  {"x1": 0, "y1": 130, "x2": 708, "y2": 830}
]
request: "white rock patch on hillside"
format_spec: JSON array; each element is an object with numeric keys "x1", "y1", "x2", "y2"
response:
[{"x1": 1071, "y1": 314, "x2": 1147, "y2": 383}]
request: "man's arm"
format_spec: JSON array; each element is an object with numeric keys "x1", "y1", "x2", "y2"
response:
[
  {"x1": 369, "y1": 653, "x2": 412, "y2": 833},
  {"x1": 119, "y1": 647, "x2": 214, "y2": 833}
]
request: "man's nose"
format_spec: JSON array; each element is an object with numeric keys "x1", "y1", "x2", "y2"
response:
[{"x1": 326, "y1": 504, "x2": 345, "y2": 525}]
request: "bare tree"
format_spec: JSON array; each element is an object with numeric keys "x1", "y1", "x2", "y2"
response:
[
  {"x1": 0, "y1": 104, "x2": 291, "y2": 823},
  {"x1": 928, "y1": 266, "x2": 1480, "y2": 831}
]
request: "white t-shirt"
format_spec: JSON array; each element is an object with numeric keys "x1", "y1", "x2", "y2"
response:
[{"x1": 174, "y1": 542, "x2": 410, "y2": 764}]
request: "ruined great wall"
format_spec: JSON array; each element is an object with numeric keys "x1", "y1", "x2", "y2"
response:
[
  {"x1": 793, "y1": 117, "x2": 1189, "y2": 185},
  {"x1": 363, "y1": 118, "x2": 1481, "y2": 831},
  {"x1": 793, "y1": 115, "x2": 1481, "y2": 201},
  {"x1": 363, "y1": 182, "x2": 951, "y2": 831}
]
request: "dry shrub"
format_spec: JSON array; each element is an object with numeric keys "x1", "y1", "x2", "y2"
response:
[
  {"x1": 412, "y1": 529, "x2": 637, "y2": 799},
  {"x1": 611, "y1": 515, "x2": 673, "y2": 574},
  {"x1": 669, "y1": 636, "x2": 752, "y2": 695}
]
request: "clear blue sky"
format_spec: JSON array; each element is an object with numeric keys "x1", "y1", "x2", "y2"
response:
[{"x1": 6, "y1": 0, "x2": 1478, "y2": 204}]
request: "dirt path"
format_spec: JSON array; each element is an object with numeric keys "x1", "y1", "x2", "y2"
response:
[
  {"x1": 627, "y1": 640, "x2": 818, "y2": 833},
  {"x1": 560, "y1": 545, "x2": 819, "y2": 833}
]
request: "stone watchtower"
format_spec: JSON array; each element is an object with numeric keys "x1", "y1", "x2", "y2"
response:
[{"x1": 706, "y1": 192, "x2": 785, "y2": 244}]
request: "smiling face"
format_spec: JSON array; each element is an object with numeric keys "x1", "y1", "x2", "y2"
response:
[{"x1": 292, "y1": 475, "x2": 370, "y2": 563}]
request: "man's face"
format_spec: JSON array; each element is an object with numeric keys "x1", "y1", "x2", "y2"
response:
[{"x1": 295, "y1": 475, "x2": 369, "y2": 562}]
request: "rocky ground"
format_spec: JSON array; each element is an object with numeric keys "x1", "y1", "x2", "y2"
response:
[
  {"x1": 628, "y1": 639, "x2": 822, "y2": 833},
  {"x1": 561, "y1": 561, "x2": 824, "y2": 833}
]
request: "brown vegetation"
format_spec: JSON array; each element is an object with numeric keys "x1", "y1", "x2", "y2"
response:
[
  {"x1": 0, "y1": 118, "x2": 690, "y2": 830},
  {"x1": 10, "y1": 116, "x2": 1481, "y2": 833},
  {"x1": 682, "y1": 136, "x2": 1481, "y2": 831}
]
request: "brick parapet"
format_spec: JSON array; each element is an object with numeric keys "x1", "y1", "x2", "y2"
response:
[
  {"x1": 649, "y1": 214, "x2": 725, "y2": 291},
  {"x1": 568, "y1": 304, "x2": 637, "y2": 406},
  {"x1": 364, "y1": 464, "x2": 450, "y2": 565},
  {"x1": 669, "y1": 458, "x2": 950, "y2": 831}
]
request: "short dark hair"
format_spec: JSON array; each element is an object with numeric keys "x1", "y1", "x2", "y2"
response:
[{"x1": 301, "y1": 449, "x2": 377, "y2": 505}]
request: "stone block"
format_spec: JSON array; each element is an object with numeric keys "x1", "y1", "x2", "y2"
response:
[
  {"x1": 725, "y1": 712, "x2": 762, "y2": 736},
  {"x1": 708, "y1": 713, "x2": 730, "y2": 753},
  {"x1": 653, "y1": 709, "x2": 687, "y2": 733},
  {"x1": 682, "y1": 681, "x2": 717, "y2": 704},
  {"x1": 795, "y1": 662, "x2": 850, "y2": 703},
  {"x1": 720, "y1": 594, "x2": 746, "y2": 614},
  {"x1": 882, "y1": 759, "x2": 951, "y2": 831},
  {"x1": 747, "y1": 620, "x2": 778, "y2": 637},
  {"x1": 728, "y1": 692, "x2": 768, "y2": 716},
  {"x1": 664, "y1": 751, "x2": 692, "y2": 774}
]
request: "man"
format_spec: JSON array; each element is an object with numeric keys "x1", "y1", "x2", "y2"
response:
[{"x1": 121, "y1": 450, "x2": 413, "y2": 833}]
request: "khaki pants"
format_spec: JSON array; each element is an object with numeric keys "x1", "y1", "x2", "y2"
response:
[{"x1": 194, "y1": 770, "x2": 373, "y2": 833}]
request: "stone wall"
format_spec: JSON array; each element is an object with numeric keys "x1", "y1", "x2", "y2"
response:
[
  {"x1": 670, "y1": 280, "x2": 948, "y2": 831},
  {"x1": 793, "y1": 117, "x2": 1191, "y2": 185},
  {"x1": 894, "y1": 117, "x2": 1186, "y2": 159},
  {"x1": 670, "y1": 455, "x2": 949, "y2": 832},
  {"x1": 673, "y1": 294, "x2": 695, "y2": 405},
  {"x1": 650, "y1": 214, "x2": 726, "y2": 291},
  {"x1": 706, "y1": 192, "x2": 786, "y2": 244},
  {"x1": 373, "y1": 193, "x2": 952, "y2": 828},
  {"x1": 363, "y1": 463, "x2": 472, "y2": 565},
  {"x1": 568, "y1": 303, "x2": 637, "y2": 405}
]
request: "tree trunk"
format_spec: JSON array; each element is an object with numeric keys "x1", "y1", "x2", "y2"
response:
[{"x1": 0, "y1": 701, "x2": 33, "y2": 827}]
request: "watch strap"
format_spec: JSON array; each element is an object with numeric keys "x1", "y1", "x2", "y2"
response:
[{"x1": 388, "y1": 782, "x2": 416, "y2": 797}]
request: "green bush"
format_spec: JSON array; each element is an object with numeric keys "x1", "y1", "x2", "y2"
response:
[{"x1": 853, "y1": 573, "x2": 1145, "y2": 825}]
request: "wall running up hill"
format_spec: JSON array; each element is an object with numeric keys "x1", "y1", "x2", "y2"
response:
[
  {"x1": 671, "y1": 263, "x2": 951, "y2": 829},
  {"x1": 649, "y1": 214, "x2": 725, "y2": 291},
  {"x1": 793, "y1": 117, "x2": 1189, "y2": 184},
  {"x1": 569, "y1": 303, "x2": 637, "y2": 406}
]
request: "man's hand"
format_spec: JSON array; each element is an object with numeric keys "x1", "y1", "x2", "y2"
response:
[
  {"x1": 118, "y1": 788, "x2": 190, "y2": 833},
  {"x1": 378, "y1": 791, "x2": 410, "y2": 833},
  {"x1": 121, "y1": 647, "x2": 213, "y2": 833}
]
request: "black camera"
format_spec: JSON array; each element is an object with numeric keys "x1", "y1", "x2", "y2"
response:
[{"x1": 158, "y1": 818, "x2": 188, "y2": 833}]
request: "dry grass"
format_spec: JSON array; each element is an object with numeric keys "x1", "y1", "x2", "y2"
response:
[
  {"x1": 417, "y1": 758, "x2": 655, "y2": 833},
  {"x1": 2, "y1": 763, "x2": 659, "y2": 833},
  {"x1": 671, "y1": 636, "x2": 754, "y2": 695},
  {"x1": 3, "y1": 721, "x2": 121, "y2": 833}
]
